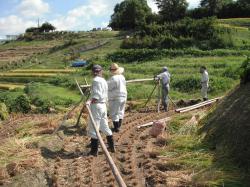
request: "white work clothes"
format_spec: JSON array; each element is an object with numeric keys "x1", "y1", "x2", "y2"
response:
[
  {"x1": 157, "y1": 71, "x2": 171, "y2": 90},
  {"x1": 201, "y1": 70, "x2": 209, "y2": 87},
  {"x1": 107, "y1": 75, "x2": 127, "y2": 100},
  {"x1": 201, "y1": 71, "x2": 209, "y2": 99},
  {"x1": 88, "y1": 76, "x2": 112, "y2": 139},
  {"x1": 109, "y1": 98, "x2": 126, "y2": 122},
  {"x1": 91, "y1": 76, "x2": 108, "y2": 103},
  {"x1": 157, "y1": 71, "x2": 171, "y2": 110},
  {"x1": 108, "y1": 74, "x2": 127, "y2": 122}
]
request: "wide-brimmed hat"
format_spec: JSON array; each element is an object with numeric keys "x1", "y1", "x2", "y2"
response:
[{"x1": 109, "y1": 63, "x2": 124, "y2": 75}]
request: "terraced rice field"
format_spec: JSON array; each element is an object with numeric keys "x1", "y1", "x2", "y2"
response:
[
  {"x1": 11, "y1": 69, "x2": 76, "y2": 74},
  {"x1": 0, "y1": 83, "x2": 25, "y2": 90}
]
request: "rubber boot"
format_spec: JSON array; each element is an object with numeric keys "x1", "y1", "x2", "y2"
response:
[
  {"x1": 118, "y1": 119, "x2": 123, "y2": 128},
  {"x1": 111, "y1": 121, "x2": 119, "y2": 133},
  {"x1": 203, "y1": 98, "x2": 208, "y2": 101},
  {"x1": 106, "y1": 136, "x2": 115, "y2": 153},
  {"x1": 87, "y1": 138, "x2": 98, "y2": 156}
]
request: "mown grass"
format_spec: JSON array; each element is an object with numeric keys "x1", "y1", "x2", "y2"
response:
[{"x1": 162, "y1": 111, "x2": 250, "y2": 186}]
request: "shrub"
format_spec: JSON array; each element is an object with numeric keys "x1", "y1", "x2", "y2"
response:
[
  {"x1": 172, "y1": 76, "x2": 201, "y2": 93},
  {"x1": 121, "y1": 18, "x2": 234, "y2": 49},
  {"x1": 0, "y1": 103, "x2": 9, "y2": 120},
  {"x1": 240, "y1": 57, "x2": 250, "y2": 84},
  {"x1": 107, "y1": 48, "x2": 250, "y2": 63},
  {"x1": 223, "y1": 66, "x2": 240, "y2": 80},
  {"x1": 209, "y1": 77, "x2": 233, "y2": 93},
  {"x1": 32, "y1": 97, "x2": 54, "y2": 113},
  {"x1": 11, "y1": 95, "x2": 31, "y2": 113}
]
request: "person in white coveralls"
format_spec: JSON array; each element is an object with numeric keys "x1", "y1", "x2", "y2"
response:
[
  {"x1": 108, "y1": 63, "x2": 127, "y2": 133},
  {"x1": 87, "y1": 65, "x2": 115, "y2": 156},
  {"x1": 200, "y1": 66, "x2": 209, "y2": 101},
  {"x1": 156, "y1": 67, "x2": 171, "y2": 111}
]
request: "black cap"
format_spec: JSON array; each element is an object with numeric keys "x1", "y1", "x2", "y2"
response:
[{"x1": 92, "y1": 64, "x2": 102, "y2": 73}]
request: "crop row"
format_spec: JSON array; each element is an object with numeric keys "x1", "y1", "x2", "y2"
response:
[{"x1": 11, "y1": 69, "x2": 76, "y2": 74}]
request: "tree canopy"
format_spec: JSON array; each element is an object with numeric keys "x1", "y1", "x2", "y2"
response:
[
  {"x1": 109, "y1": 0, "x2": 152, "y2": 30},
  {"x1": 155, "y1": 0, "x2": 188, "y2": 22},
  {"x1": 39, "y1": 22, "x2": 56, "y2": 32}
]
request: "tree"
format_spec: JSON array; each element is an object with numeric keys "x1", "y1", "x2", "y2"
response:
[
  {"x1": 25, "y1": 27, "x2": 40, "y2": 33},
  {"x1": 109, "y1": 0, "x2": 152, "y2": 30},
  {"x1": 39, "y1": 22, "x2": 56, "y2": 32},
  {"x1": 155, "y1": 0, "x2": 188, "y2": 22},
  {"x1": 200, "y1": 0, "x2": 232, "y2": 16}
]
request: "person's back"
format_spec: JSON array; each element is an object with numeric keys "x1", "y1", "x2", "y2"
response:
[
  {"x1": 156, "y1": 67, "x2": 171, "y2": 111},
  {"x1": 200, "y1": 66, "x2": 209, "y2": 101},
  {"x1": 108, "y1": 74, "x2": 127, "y2": 100},
  {"x1": 92, "y1": 76, "x2": 108, "y2": 103}
]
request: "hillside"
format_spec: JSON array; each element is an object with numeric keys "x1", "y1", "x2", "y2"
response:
[
  {"x1": 200, "y1": 82, "x2": 250, "y2": 174},
  {"x1": 0, "y1": 18, "x2": 250, "y2": 186}
]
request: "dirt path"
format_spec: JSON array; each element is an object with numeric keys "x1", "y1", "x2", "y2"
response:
[
  {"x1": 38, "y1": 111, "x2": 173, "y2": 187},
  {"x1": 1, "y1": 110, "x2": 182, "y2": 187}
]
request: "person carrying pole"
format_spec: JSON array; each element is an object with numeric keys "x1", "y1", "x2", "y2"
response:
[
  {"x1": 87, "y1": 65, "x2": 115, "y2": 156},
  {"x1": 200, "y1": 66, "x2": 209, "y2": 101},
  {"x1": 108, "y1": 63, "x2": 127, "y2": 133},
  {"x1": 155, "y1": 67, "x2": 171, "y2": 112}
]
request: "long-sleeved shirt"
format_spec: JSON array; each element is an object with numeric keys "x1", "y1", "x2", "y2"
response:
[
  {"x1": 108, "y1": 74, "x2": 127, "y2": 100},
  {"x1": 157, "y1": 71, "x2": 171, "y2": 87},
  {"x1": 91, "y1": 76, "x2": 108, "y2": 103},
  {"x1": 201, "y1": 70, "x2": 209, "y2": 87}
]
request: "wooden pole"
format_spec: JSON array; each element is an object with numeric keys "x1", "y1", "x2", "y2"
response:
[
  {"x1": 126, "y1": 78, "x2": 154, "y2": 83},
  {"x1": 143, "y1": 83, "x2": 158, "y2": 108},
  {"x1": 157, "y1": 80, "x2": 161, "y2": 113},
  {"x1": 75, "y1": 79, "x2": 84, "y2": 96},
  {"x1": 86, "y1": 104, "x2": 127, "y2": 187},
  {"x1": 80, "y1": 78, "x2": 154, "y2": 89},
  {"x1": 175, "y1": 97, "x2": 222, "y2": 113}
]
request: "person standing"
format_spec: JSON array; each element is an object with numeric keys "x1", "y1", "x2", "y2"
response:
[
  {"x1": 200, "y1": 66, "x2": 209, "y2": 101},
  {"x1": 87, "y1": 64, "x2": 115, "y2": 156},
  {"x1": 108, "y1": 63, "x2": 127, "y2": 133},
  {"x1": 156, "y1": 67, "x2": 171, "y2": 112}
]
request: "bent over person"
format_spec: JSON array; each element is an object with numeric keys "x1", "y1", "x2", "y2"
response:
[
  {"x1": 156, "y1": 67, "x2": 171, "y2": 112},
  {"x1": 108, "y1": 63, "x2": 127, "y2": 132},
  {"x1": 200, "y1": 66, "x2": 209, "y2": 101},
  {"x1": 87, "y1": 65, "x2": 115, "y2": 156}
]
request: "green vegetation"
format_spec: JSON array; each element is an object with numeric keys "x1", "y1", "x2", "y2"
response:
[
  {"x1": 0, "y1": 103, "x2": 9, "y2": 120},
  {"x1": 163, "y1": 112, "x2": 250, "y2": 186}
]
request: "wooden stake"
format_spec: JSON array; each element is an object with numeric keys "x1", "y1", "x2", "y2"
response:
[{"x1": 86, "y1": 104, "x2": 127, "y2": 187}]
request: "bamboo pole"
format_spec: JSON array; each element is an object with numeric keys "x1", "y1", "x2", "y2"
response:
[
  {"x1": 126, "y1": 78, "x2": 154, "y2": 83},
  {"x1": 86, "y1": 104, "x2": 127, "y2": 187},
  {"x1": 175, "y1": 97, "x2": 222, "y2": 113},
  {"x1": 137, "y1": 117, "x2": 171, "y2": 129},
  {"x1": 80, "y1": 78, "x2": 154, "y2": 89}
]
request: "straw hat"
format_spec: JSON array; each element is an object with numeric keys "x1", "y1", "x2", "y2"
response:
[{"x1": 110, "y1": 63, "x2": 124, "y2": 75}]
